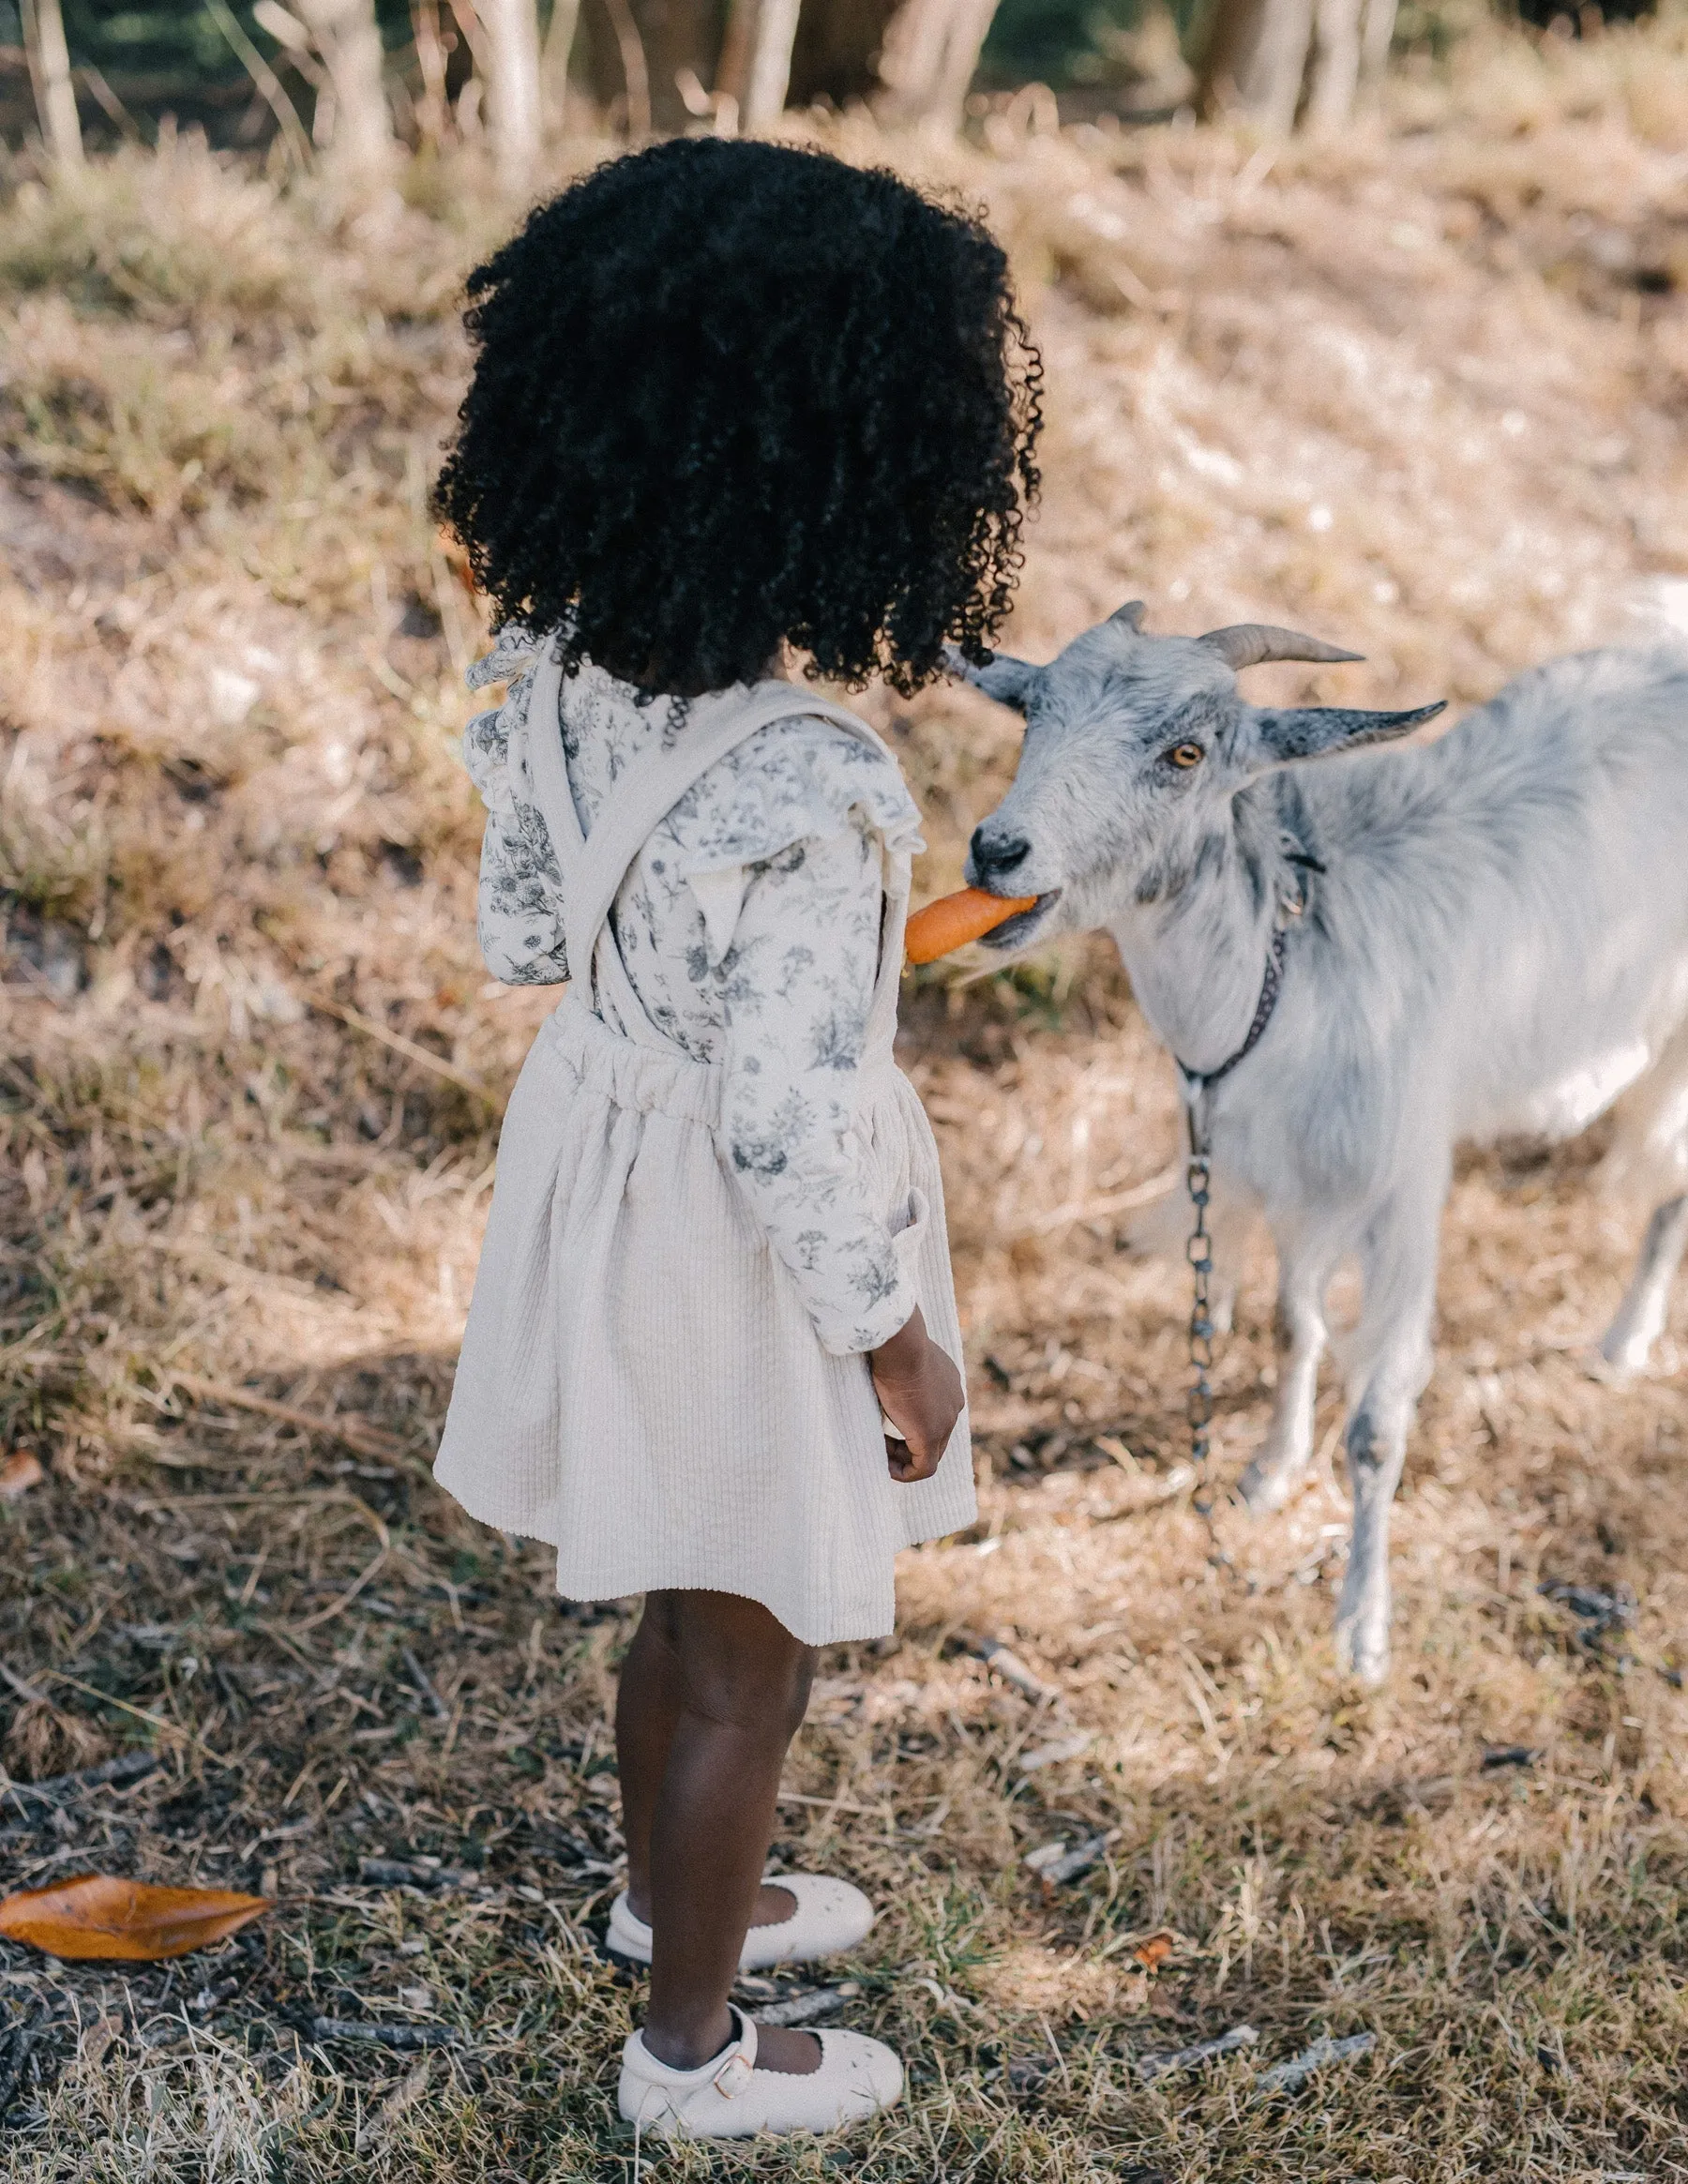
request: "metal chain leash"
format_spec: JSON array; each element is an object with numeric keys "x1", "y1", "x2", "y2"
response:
[
  {"x1": 1174, "y1": 896, "x2": 1308, "y2": 1586},
  {"x1": 1184, "y1": 1107, "x2": 1237, "y2": 1580}
]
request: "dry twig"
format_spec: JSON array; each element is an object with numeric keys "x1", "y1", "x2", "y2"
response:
[{"x1": 164, "y1": 1373, "x2": 403, "y2": 1461}]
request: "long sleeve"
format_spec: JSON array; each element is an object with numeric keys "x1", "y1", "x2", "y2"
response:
[
  {"x1": 462, "y1": 637, "x2": 570, "y2": 987},
  {"x1": 716, "y1": 811, "x2": 915, "y2": 1356}
]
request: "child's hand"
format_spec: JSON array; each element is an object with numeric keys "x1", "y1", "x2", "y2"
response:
[{"x1": 870, "y1": 1307, "x2": 965, "y2": 1482}]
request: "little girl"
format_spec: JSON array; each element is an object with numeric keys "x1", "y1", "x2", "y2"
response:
[{"x1": 432, "y1": 137, "x2": 1040, "y2": 2141}]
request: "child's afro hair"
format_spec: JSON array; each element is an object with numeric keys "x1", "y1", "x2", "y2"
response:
[{"x1": 434, "y1": 137, "x2": 1042, "y2": 697}]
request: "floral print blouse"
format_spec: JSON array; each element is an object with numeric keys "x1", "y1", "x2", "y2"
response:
[{"x1": 463, "y1": 632, "x2": 927, "y2": 1356}]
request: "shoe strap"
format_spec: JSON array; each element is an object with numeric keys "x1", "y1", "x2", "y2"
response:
[
  {"x1": 701, "y1": 2008, "x2": 758, "y2": 2102},
  {"x1": 712, "y1": 2051, "x2": 754, "y2": 2099}
]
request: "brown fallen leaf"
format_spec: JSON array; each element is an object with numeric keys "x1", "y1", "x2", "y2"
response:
[
  {"x1": 0, "y1": 1874, "x2": 272, "y2": 1961},
  {"x1": 0, "y1": 1453, "x2": 44, "y2": 1499},
  {"x1": 1133, "y1": 1931, "x2": 1175, "y2": 1972}
]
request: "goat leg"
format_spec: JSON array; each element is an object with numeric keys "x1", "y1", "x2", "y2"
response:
[
  {"x1": 1240, "y1": 1238, "x2": 1334, "y2": 1515},
  {"x1": 1334, "y1": 1203, "x2": 1439, "y2": 1684},
  {"x1": 1600, "y1": 1194, "x2": 1688, "y2": 1377}
]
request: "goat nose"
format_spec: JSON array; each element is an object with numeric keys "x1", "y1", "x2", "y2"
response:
[{"x1": 971, "y1": 826, "x2": 1031, "y2": 879}]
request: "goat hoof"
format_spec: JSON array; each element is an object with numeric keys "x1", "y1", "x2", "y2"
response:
[
  {"x1": 1594, "y1": 1336, "x2": 1650, "y2": 1382},
  {"x1": 1334, "y1": 1613, "x2": 1390, "y2": 1687},
  {"x1": 1239, "y1": 1455, "x2": 1298, "y2": 1515}
]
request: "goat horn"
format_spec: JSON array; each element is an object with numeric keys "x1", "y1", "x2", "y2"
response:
[{"x1": 1199, "y1": 624, "x2": 1364, "y2": 670}]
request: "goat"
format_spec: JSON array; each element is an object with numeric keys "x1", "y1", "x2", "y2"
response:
[{"x1": 957, "y1": 603, "x2": 1688, "y2": 1682}]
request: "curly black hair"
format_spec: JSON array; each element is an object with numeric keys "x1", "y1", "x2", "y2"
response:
[{"x1": 433, "y1": 137, "x2": 1041, "y2": 698}]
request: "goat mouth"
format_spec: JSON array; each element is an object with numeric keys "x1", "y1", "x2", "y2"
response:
[{"x1": 978, "y1": 889, "x2": 1062, "y2": 950}]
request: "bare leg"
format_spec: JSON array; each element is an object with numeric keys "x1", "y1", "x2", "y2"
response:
[
  {"x1": 615, "y1": 1604, "x2": 686, "y2": 1911},
  {"x1": 1600, "y1": 1194, "x2": 1688, "y2": 1376},
  {"x1": 1240, "y1": 1233, "x2": 1336, "y2": 1515},
  {"x1": 618, "y1": 1603, "x2": 803, "y2": 1933},
  {"x1": 615, "y1": 1589, "x2": 821, "y2": 2073},
  {"x1": 1333, "y1": 1196, "x2": 1441, "y2": 1685}
]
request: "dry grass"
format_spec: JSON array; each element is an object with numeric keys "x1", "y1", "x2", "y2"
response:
[{"x1": 4, "y1": 28, "x2": 1688, "y2": 2176}]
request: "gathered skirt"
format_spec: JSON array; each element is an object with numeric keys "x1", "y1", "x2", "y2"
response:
[{"x1": 433, "y1": 995, "x2": 976, "y2": 1645}]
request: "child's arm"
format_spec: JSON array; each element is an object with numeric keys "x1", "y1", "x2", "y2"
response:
[
  {"x1": 716, "y1": 811, "x2": 916, "y2": 1354},
  {"x1": 463, "y1": 643, "x2": 570, "y2": 987},
  {"x1": 716, "y1": 815, "x2": 964, "y2": 1473}
]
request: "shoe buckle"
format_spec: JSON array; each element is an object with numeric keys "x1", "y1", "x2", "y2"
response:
[{"x1": 712, "y1": 2051, "x2": 753, "y2": 2099}]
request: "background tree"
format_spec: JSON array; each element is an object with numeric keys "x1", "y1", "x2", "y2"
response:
[
  {"x1": 2, "y1": 0, "x2": 1409, "y2": 151},
  {"x1": 290, "y1": 0, "x2": 398, "y2": 167},
  {"x1": 874, "y1": 0, "x2": 1001, "y2": 128},
  {"x1": 539, "y1": 0, "x2": 585, "y2": 128},
  {"x1": 744, "y1": 0, "x2": 803, "y2": 128},
  {"x1": 1199, "y1": 0, "x2": 1395, "y2": 129},
  {"x1": 477, "y1": 0, "x2": 542, "y2": 183},
  {"x1": 21, "y1": 0, "x2": 84, "y2": 165},
  {"x1": 576, "y1": 0, "x2": 1007, "y2": 133}
]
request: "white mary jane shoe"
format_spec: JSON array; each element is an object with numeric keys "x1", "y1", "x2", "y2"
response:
[
  {"x1": 618, "y1": 2004, "x2": 902, "y2": 2140},
  {"x1": 607, "y1": 1874, "x2": 874, "y2": 1972}
]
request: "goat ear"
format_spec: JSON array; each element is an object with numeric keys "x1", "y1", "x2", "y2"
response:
[
  {"x1": 946, "y1": 646, "x2": 1041, "y2": 713},
  {"x1": 1255, "y1": 700, "x2": 1445, "y2": 762}
]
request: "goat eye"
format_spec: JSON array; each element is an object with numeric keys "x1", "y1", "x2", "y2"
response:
[{"x1": 1166, "y1": 743, "x2": 1205, "y2": 770}]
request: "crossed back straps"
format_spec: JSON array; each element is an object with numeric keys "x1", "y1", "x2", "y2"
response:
[{"x1": 520, "y1": 642, "x2": 911, "y2": 1057}]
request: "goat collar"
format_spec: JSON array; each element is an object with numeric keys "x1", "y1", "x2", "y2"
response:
[{"x1": 1176, "y1": 923, "x2": 1289, "y2": 1105}]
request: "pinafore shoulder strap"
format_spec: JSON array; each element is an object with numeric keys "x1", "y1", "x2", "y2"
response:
[{"x1": 521, "y1": 643, "x2": 904, "y2": 1034}]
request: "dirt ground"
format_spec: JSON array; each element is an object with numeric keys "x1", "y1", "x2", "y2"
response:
[{"x1": 3, "y1": 28, "x2": 1688, "y2": 2178}]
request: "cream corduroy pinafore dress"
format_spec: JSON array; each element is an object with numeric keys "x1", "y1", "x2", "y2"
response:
[{"x1": 434, "y1": 649, "x2": 976, "y2": 1645}]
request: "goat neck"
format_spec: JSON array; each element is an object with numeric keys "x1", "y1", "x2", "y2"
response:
[{"x1": 1106, "y1": 783, "x2": 1299, "y2": 1081}]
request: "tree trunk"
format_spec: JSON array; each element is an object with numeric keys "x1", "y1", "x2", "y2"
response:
[
  {"x1": 540, "y1": 0, "x2": 585, "y2": 128},
  {"x1": 1359, "y1": 0, "x2": 1398, "y2": 82},
  {"x1": 715, "y1": 0, "x2": 756, "y2": 111},
  {"x1": 294, "y1": 0, "x2": 397, "y2": 173},
  {"x1": 412, "y1": 0, "x2": 451, "y2": 143},
  {"x1": 744, "y1": 0, "x2": 803, "y2": 129},
  {"x1": 478, "y1": 0, "x2": 543, "y2": 186},
  {"x1": 874, "y1": 0, "x2": 1000, "y2": 132},
  {"x1": 1306, "y1": 0, "x2": 1361, "y2": 128},
  {"x1": 1199, "y1": 0, "x2": 1315, "y2": 129},
  {"x1": 20, "y1": 0, "x2": 83, "y2": 171}
]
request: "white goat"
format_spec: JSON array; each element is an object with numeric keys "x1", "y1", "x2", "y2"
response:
[{"x1": 957, "y1": 604, "x2": 1688, "y2": 1682}]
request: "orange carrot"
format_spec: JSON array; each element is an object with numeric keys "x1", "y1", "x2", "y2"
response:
[{"x1": 905, "y1": 887, "x2": 1039, "y2": 966}]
